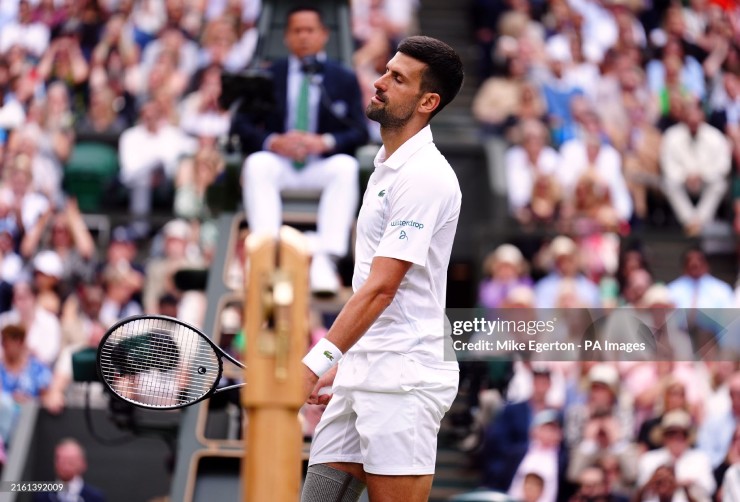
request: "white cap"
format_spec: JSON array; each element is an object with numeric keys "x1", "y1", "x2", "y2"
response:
[
  {"x1": 642, "y1": 284, "x2": 675, "y2": 307},
  {"x1": 588, "y1": 363, "x2": 619, "y2": 394},
  {"x1": 33, "y1": 250, "x2": 64, "y2": 279},
  {"x1": 163, "y1": 219, "x2": 191, "y2": 240},
  {"x1": 550, "y1": 236, "x2": 578, "y2": 257},
  {"x1": 545, "y1": 36, "x2": 572, "y2": 63}
]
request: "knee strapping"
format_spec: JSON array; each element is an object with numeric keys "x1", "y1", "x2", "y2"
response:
[{"x1": 301, "y1": 464, "x2": 366, "y2": 502}]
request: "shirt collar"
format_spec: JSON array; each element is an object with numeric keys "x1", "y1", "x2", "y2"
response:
[
  {"x1": 60, "y1": 476, "x2": 83, "y2": 496},
  {"x1": 374, "y1": 125, "x2": 434, "y2": 170},
  {"x1": 288, "y1": 52, "x2": 327, "y2": 74}
]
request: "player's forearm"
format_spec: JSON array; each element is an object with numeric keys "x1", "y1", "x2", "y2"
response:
[{"x1": 324, "y1": 282, "x2": 396, "y2": 353}]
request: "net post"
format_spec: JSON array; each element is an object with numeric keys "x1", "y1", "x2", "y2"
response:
[{"x1": 241, "y1": 227, "x2": 309, "y2": 501}]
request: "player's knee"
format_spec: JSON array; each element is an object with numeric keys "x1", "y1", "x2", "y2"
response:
[{"x1": 301, "y1": 463, "x2": 366, "y2": 502}]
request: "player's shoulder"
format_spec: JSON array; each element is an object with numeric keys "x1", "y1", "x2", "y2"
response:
[{"x1": 402, "y1": 146, "x2": 459, "y2": 192}]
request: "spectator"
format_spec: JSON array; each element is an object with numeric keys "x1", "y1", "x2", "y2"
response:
[
  {"x1": 566, "y1": 407, "x2": 639, "y2": 489},
  {"x1": 508, "y1": 409, "x2": 565, "y2": 502},
  {"x1": 0, "y1": 281, "x2": 61, "y2": 367},
  {"x1": 75, "y1": 85, "x2": 129, "y2": 139},
  {"x1": 30, "y1": 249, "x2": 64, "y2": 315},
  {"x1": 472, "y1": 54, "x2": 533, "y2": 136},
  {"x1": 532, "y1": 36, "x2": 585, "y2": 147},
  {"x1": 140, "y1": 25, "x2": 199, "y2": 85},
  {"x1": 637, "y1": 410, "x2": 715, "y2": 502},
  {"x1": 20, "y1": 200, "x2": 96, "y2": 299},
  {"x1": 504, "y1": 119, "x2": 562, "y2": 224},
  {"x1": 35, "y1": 31, "x2": 90, "y2": 111},
  {"x1": 142, "y1": 219, "x2": 203, "y2": 314},
  {"x1": 569, "y1": 465, "x2": 629, "y2": 502},
  {"x1": 0, "y1": 323, "x2": 51, "y2": 402},
  {"x1": 698, "y1": 372, "x2": 740, "y2": 470},
  {"x1": 724, "y1": 464, "x2": 740, "y2": 501},
  {"x1": 637, "y1": 378, "x2": 694, "y2": 452},
  {"x1": 98, "y1": 261, "x2": 143, "y2": 327},
  {"x1": 620, "y1": 267, "x2": 653, "y2": 307},
  {"x1": 713, "y1": 423, "x2": 740, "y2": 499},
  {"x1": 482, "y1": 366, "x2": 553, "y2": 491},
  {"x1": 0, "y1": 0, "x2": 50, "y2": 58},
  {"x1": 351, "y1": 0, "x2": 418, "y2": 51},
  {"x1": 478, "y1": 243, "x2": 533, "y2": 308},
  {"x1": 197, "y1": 16, "x2": 257, "y2": 73},
  {"x1": 201, "y1": 0, "x2": 261, "y2": 32},
  {"x1": 660, "y1": 96, "x2": 731, "y2": 235},
  {"x1": 668, "y1": 247, "x2": 735, "y2": 311},
  {"x1": 564, "y1": 364, "x2": 633, "y2": 451},
  {"x1": 31, "y1": 0, "x2": 69, "y2": 33},
  {"x1": 557, "y1": 110, "x2": 633, "y2": 225},
  {"x1": 173, "y1": 145, "x2": 224, "y2": 221},
  {"x1": 179, "y1": 64, "x2": 230, "y2": 139},
  {"x1": 44, "y1": 282, "x2": 107, "y2": 414},
  {"x1": 234, "y1": 6, "x2": 368, "y2": 295},
  {"x1": 35, "y1": 81, "x2": 75, "y2": 169},
  {"x1": 632, "y1": 464, "x2": 686, "y2": 502},
  {"x1": 534, "y1": 236, "x2": 601, "y2": 308},
  {"x1": 33, "y1": 438, "x2": 106, "y2": 502},
  {"x1": 90, "y1": 13, "x2": 139, "y2": 74},
  {"x1": 620, "y1": 93, "x2": 663, "y2": 224},
  {"x1": 99, "y1": 225, "x2": 145, "y2": 280},
  {"x1": 117, "y1": 99, "x2": 196, "y2": 235}
]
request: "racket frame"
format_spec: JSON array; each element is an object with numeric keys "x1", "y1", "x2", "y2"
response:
[{"x1": 97, "y1": 314, "x2": 246, "y2": 410}]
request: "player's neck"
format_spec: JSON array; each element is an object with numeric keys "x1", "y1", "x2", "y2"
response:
[{"x1": 379, "y1": 120, "x2": 428, "y2": 158}]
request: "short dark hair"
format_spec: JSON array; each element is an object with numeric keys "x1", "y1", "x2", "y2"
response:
[
  {"x1": 286, "y1": 5, "x2": 325, "y2": 27},
  {"x1": 397, "y1": 36, "x2": 464, "y2": 119},
  {"x1": 1, "y1": 324, "x2": 25, "y2": 343}
]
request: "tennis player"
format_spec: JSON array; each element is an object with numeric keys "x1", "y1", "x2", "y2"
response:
[{"x1": 301, "y1": 36, "x2": 464, "y2": 502}]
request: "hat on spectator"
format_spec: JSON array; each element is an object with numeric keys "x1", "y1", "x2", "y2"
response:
[
  {"x1": 494, "y1": 244, "x2": 524, "y2": 266},
  {"x1": 485, "y1": 243, "x2": 526, "y2": 276},
  {"x1": 545, "y1": 36, "x2": 572, "y2": 63},
  {"x1": 550, "y1": 236, "x2": 578, "y2": 258},
  {"x1": 163, "y1": 219, "x2": 191, "y2": 241},
  {"x1": 641, "y1": 284, "x2": 675, "y2": 308},
  {"x1": 652, "y1": 409, "x2": 695, "y2": 445},
  {"x1": 111, "y1": 226, "x2": 136, "y2": 245},
  {"x1": 33, "y1": 250, "x2": 64, "y2": 279},
  {"x1": 588, "y1": 363, "x2": 619, "y2": 395},
  {"x1": 531, "y1": 409, "x2": 561, "y2": 429},
  {"x1": 531, "y1": 362, "x2": 551, "y2": 377}
]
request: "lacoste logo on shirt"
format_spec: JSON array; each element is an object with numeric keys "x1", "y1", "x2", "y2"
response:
[
  {"x1": 323, "y1": 351, "x2": 334, "y2": 361},
  {"x1": 399, "y1": 230, "x2": 408, "y2": 240},
  {"x1": 378, "y1": 189, "x2": 386, "y2": 197}
]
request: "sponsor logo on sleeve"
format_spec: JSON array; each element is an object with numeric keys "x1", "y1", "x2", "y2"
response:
[{"x1": 390, "y1": 220, "x2": 424, "y2": 230}]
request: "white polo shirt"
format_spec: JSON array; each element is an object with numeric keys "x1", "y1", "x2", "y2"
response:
[{"x1": 351, "y1": 125, "x2": 461, "y2": 369}]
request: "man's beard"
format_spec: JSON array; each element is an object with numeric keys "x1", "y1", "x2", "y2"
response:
[{"x1": 365, "y1": 99, "x2": 415, "y2": 129}]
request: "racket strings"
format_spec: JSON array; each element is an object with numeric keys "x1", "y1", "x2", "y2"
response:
[{"x1": 99, "y1": 317, "x2": 221, "y2": 408}]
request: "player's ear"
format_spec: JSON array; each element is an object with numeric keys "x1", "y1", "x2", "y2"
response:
[{"x1": 418, "y1": 92, "x2": 440, "y2": 117}]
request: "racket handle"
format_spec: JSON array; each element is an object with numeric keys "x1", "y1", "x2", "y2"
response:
[{"x1": 317, "y1": 386, "x2": 332, "y2": 396}]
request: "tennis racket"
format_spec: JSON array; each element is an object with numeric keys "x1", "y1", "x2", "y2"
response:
[{"x1": 97, "y1": 314, "x2": 245, "y2": 410}]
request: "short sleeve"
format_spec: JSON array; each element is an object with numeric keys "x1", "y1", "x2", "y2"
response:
[{"x1": 374, "y1": 176, "x2": 445, "y2": 267}]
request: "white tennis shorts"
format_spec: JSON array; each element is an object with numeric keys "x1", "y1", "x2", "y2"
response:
[{"x1": 308, "y1": 351, "x2": 459, "y2": 475}]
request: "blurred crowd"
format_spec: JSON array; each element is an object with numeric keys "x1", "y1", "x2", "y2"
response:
[
  {"x1": 467, "y1": 0, "x2": 740, "y2": 501},
  {"x1": 472, "y1": 0, "x2": 740, "y2": 238}
]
